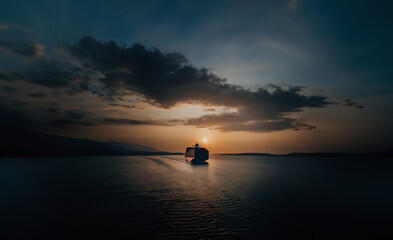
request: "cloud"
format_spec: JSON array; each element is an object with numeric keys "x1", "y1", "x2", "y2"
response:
[
  {"x1": 0, "y1": 59, "x2": 100, "y2": 97},
  {"x1": 109, "y1": 103, "x2": 136, "y2": 109},
  {"x1": 52, "y1": 119, "x2": 96, "y2": 126},
  {"x1": 28, "y1": 92, "x2": 47, "y2": 98},
  {"x1": 0, "y1": 97, "x2": 29, "y2": 107},
  {"x1": 42, "y1": 108, "x2": 95, "y2": 126},
  {"x1": 67, "y1": 37, "x2": 330, "y2": 132},
  {"x1": 168, "y1": 119, "x2": 185, "y2": 123},
  {"x1": 0, "y1": 39, "x2": 45, "y2": 58},
  {"x1": 183, "y1": 85, "x2": 328, "y2": 132},
  {"x1": 0, "y1": 73, "x2": 12, "y2": 81},
  {"x1": 102, "y1": 118, "x2": 170, "y2": 126},
  {"x1": 207, "y1": 117, "x2": 315, "y2": 133},
  {"x1": 184, "y1": 113, "x2": 316, "y2": 133},
  {"x1": 26, "y1": 62, "x2": 94, "y2": 90},
  {"x1": 286, "y1": 0, "x2": 302, "y2": 11},
  {"x1": 0, "y1": 36, "x2": 332, "y2": 133},
  {"x1": 0, "y1": 72, "x2": 24, "y2": 82},
  {"x1": 0, "y1": 21, "x2": 37, "y2": 33},
  {"x1": 0, "y1": 25, "x2": 10, "y2": 30},
  {"x1": 1, "y1": 85, "x2": 17, "y2": 93},
  {"x1": 47, "y1": 116, "x2": 169, "y2": 127},
  {"x1": 46, "y1": 107, "x2": 61, "y2": 114},
  {"x1": 204, "y1": 108, "x2": 216, "y2": 112},
  {"x1": 64, "y1": 110, "x2": 86, "y2": 120},
  {"x1": 343, "y1": 99, "x2": 364, "y2": 109}
]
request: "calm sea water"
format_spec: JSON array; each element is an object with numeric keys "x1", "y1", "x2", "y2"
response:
[{"x1": 1, "y1": 155, "x2": 392, "y2": 239}]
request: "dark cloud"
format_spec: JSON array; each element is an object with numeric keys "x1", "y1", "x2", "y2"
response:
[
  {"x1": 46, "y1": 107, "x2": 61, "y2": 114},
  {"x1": 0, "y1": 72, "x2": 25, "y2": 82},
  {"x1": 0, "y1": 99, "x2": 91, "y2": 131},
  {"x1": 28, "y1": 92, "x2": 46, "y2": 98},
  {"x1": 68, "y1": 37, "x2": 252, "y2": 108},
  {"x1": 66, "y1": 37, "x2": 330, "y2": 132},
  {"x1": 1, "y1": 85, "x2": 17, "y2": 93},
  {"x1": 52, "y1": 119, "x2": 96, "y2": 126},
  {"x1": 0, "y1": 102, "x2": 161, "y2": 129},
  {"x1": 0, "y1": 61, "x2": 97, "y2": 98},
  {"x1": 27, "y1": 63, "x2": 85, "y2": 89},
  {"x1": 109, "y1": 103, "x2": 136, "y2": 109},
  {"x1": 69, "y1": 38, "x2": 329, "y2": 110},
  {"x1": 186, "y1": 113, "x2": 243, "y2": 127},
  {"x1": 344, "y1": 99, "x2": 364, "y2": 109},
  {"x1": 0, "y1": 67, "x2": 72, "y2": 88},
  {"x1": 102, "y1": 118, "x2": 169, "y2": 126},
  {"x1": 45, "y1": 116, "x2": 167, "y2": 127},
  {"x1": 64, "y1": 110, "x2": 86, "y2": 120},
  {"x1": 0, "y1": 36, "x2": 333, "y2": 133},
  {"x1": 0, "y1": 98, "x2": 29, "y2": 107},
  {"x1": 168, "y1": 119, "x2": 185, "y2": 123},
  {"x1": 0, "y1": 73, "x2": 11, "y2": 81},
  {"x1": 43, "y1": 108, "x2": 93, "y2": 126},
  {"x1": 208, "y1": 117, "x2": 315, "y2": 133},
  {"x1": 183, "y1": 85, "x2": 328, "y2": 132},
  {"x1": 45, "y1": 112, "x2": 168, "y2": 127},
  {"x1": 42, "y1": 109, "x2": 100, "y2": 127},
  {"x1": 0, "y1": 39, "x2": 44, "y2": 58},
  {"x1": 184, "y1": 113, "x2": 316, "y2": 133}
]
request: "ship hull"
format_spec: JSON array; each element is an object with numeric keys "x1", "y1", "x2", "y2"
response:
[{"x1": 185, "y1": 156, "x2": 208, "y2": 165}]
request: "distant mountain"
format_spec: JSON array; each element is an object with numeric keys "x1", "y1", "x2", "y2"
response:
[
  {"x1": 220, "y1": 151, "x2": 393, "y2": 158},
  {"x1": 221, "y1": 153, "x2": 273, "y2": 156},
  {"x1": 356, "y1": 150, "x2": 393, "y2": 158},
  {"x1": 285, "y1": 152, "x2": 352, "y2": 157},
  {"x1": 106, "y1": 141, "x2": 158, "y2": 153},
  {"x1": 0, "y1": 128, "x2": 176, "y2": 157}
]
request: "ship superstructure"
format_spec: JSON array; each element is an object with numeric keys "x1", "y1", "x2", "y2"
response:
[{"x1": 185, "y1": 143, "x2": 209, "y2": 164}]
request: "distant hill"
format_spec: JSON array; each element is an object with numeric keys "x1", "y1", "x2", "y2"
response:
[
  {"x1": 0, "y1": 128, "x2": 179, "y2": 157},
  {"x1": 220, "y1": 153, "x2": 273, "y2": 156},
  {"x1": 106, "y1": 141, "x2": 158, "y2": 153},
  {"x1": 220, "y1": 151, "x2": 393, "y2": 158}
]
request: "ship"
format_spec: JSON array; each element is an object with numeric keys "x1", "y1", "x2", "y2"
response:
[{"x1": 185, "y1": 143, "x2": 209, "y2": 164}]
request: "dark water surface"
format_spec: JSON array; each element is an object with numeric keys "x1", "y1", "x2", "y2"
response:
[{"x1": 1, "y1": 155, "x2": 392, "y2": 239}]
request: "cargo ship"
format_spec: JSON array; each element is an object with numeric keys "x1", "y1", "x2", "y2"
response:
[{"x1": 185, "y1": 143, "x2": 209, "y2": 164}]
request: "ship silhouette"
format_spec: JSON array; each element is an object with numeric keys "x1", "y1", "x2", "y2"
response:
[{"x1": 185, "y1": 143, "x2": 209, "y2": 164}]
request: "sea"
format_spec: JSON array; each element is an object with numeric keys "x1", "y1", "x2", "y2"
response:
[{"x1": 1, "y1": 155, "x2": 392, "y2": 239}]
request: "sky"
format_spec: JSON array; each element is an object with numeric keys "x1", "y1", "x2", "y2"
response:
[{"x1": 0, "y1": 0, "x2": 392, "y2": 153}]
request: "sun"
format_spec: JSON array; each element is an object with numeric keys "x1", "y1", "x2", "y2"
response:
[{"x1": 202, "y1": 138, "x2": 207, "y2": 143}]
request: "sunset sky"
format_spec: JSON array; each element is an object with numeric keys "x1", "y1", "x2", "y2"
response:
[{"x1": 0, "y1": 0, "x2": 392, "y2": 153}]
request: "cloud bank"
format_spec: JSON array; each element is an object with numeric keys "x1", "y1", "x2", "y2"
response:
[
  {"x1": 0, "y1": 39, "x2": 44, "y2": 58},
  {"x1": 0, "y1": 36, "x2": 338, "y2": 132}
]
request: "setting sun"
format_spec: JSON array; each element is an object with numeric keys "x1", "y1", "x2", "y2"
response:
[{"x1": 203, "y1": 138, "x2": 207, "y2": 143}]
